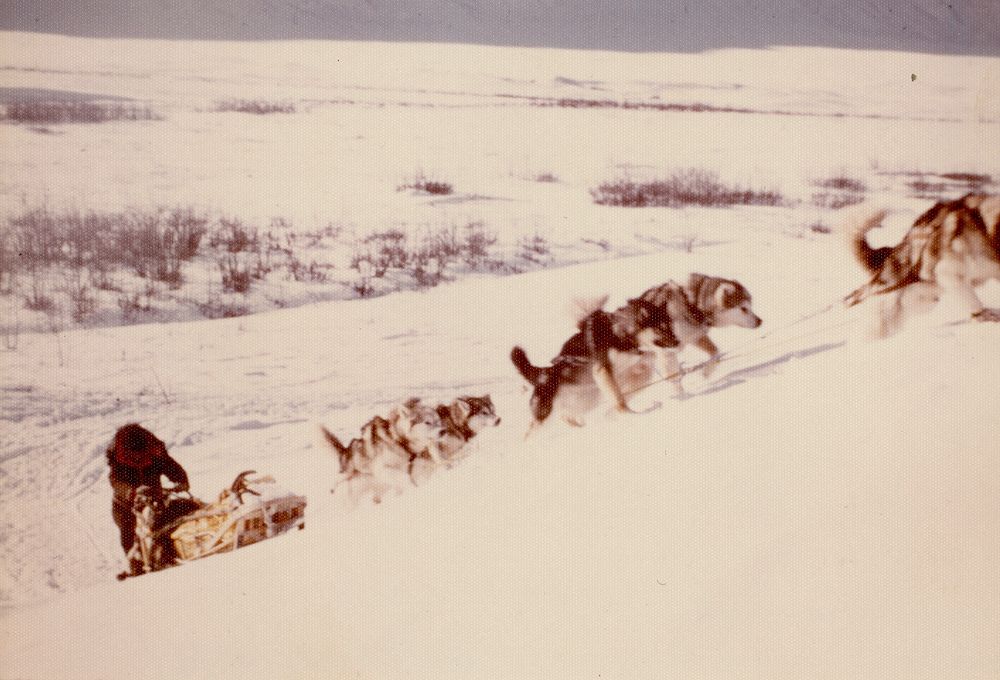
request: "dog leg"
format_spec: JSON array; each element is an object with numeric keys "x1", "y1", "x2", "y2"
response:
[
  {"x1": 425, "y1": 441, "x2": 444, "y2": 466},
  {"x1": 937, "y1": 263, "x2": 986, "y2": 317},
  {"x1": 694, "y1": 336, "x2": 721, "y2": 378},
  {"x1": 523, "y1": 418, "x2": 541, "y2": 439},
  {"x1": 593, "y1": 358, "x2": 630, "y2": 413},
  {"x1": 870, "y1": 292, "x2": 907, "y2": 339},
  {"x1": 947, "y1": 277, "x2": 995, "y2": 321},
  {"x1": 655, "y1": 348, "x2": 686, "y2": 397}
]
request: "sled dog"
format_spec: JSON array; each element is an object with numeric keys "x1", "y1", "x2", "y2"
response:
[
  {"x1": 511, "y1": 274, "x2": 762, "y2": 431},
  {"x1": 510, "y1": 294, "x2": 680, "y2": 432},
  {"x1": 321, "y1": 398, "x2": 444, "y2": 480},
  {"x1": 844, "y1": 193, "x2": 1000, "y2": 337},
  {"x1": 321, "y1": 395, "x2": 500, "y2": 491},
  {"x1": 435, "y1": 395, "x2": 501, "y2": 462},
  {"x1": 633, "y1": 273, "x2": 762, "y2": 396}
]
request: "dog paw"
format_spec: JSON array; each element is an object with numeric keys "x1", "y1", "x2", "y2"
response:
[{"x1": 972, "y1": 308, "x2": 1000, "y2": 322}]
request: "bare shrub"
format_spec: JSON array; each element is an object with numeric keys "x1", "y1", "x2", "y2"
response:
[
  {"x1": 114, "y1": 210, "x2": 205, "y2": 287},
  {"x1": 939, "y1": 172, "x2": 991, "y2": 186},
  {"x1": 299, "y1": 223, "x2": 343, "y2": 248},
  {"x1": 462, "y1": 221, "x2": 498, "y2": 267},
  {"x1": 61, "y1": 269, "x2": 97, "y2": 322},
  {"x1": 163, "y1": 208, "x2": 208, "y2": 260},
  {"x1": 908, "y1": 178, "x2": 948, "y2": 195},
  {"x1": 218, "y1": 254, "x2": 253, "y2": 294},
  {"x1": 117, "y1": 291, "x2": 151, "y2": 323},
  {"x1": 287, "y1": 257, "x2": 330, "y2": 283},
  {"x1": 197, "y1": 296, "x2": 249, "y2": 319},
  {"x1": 214, "y1": 100, "x2": 296, "y2": 115},
  {"x1": 591, "y1": 169, "x2": 784, "y2": 207},
  {"x1": 814, "y1": 176, "x2": 867, "y2": 193},
  {"x1": 9, "y1": 208, "x2": 63, "y2": 267},
  {"x1": 24, "y1": 287, "x2": 55, "y2": 312},
  {"x1": 3, "y1": 100, "x2": 161, "y2": 124},
  {"x1": 810, "y1": 174, "x2": 866, "y2": 210},
  {"x1": 517, "y1": 234, "x2": 552, "y2": 263},
  {"x1": 811, "y1": 192, "x2": 866, "y2": 210},
  {"x1": 0, "y1": 223, "x2": 15, "y2": 293},
  {"x1": 398, "y1": 171, "x2": 453, "y2": 196},
  {"x1": 356, "y1": 229, "x2": 409, "y2": 277},
  {"x1": 349, "y1": 222, "x2": 503, "y2": 291},
  {"x1": 351, "y1": 276, "x2": 376, "y2": 298},
  {"x1": 210, "y1": 218, "x2": 259, "y2": 254},
  {"x1": 407, "y1": 227, "x2": 460, "y2": 288}
]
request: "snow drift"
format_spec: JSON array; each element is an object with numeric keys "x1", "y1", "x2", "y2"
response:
[{"x1": 1, "y1": 31, "x2": 999, "y2": 680}]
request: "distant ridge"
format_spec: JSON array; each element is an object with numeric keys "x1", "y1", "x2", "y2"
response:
[{"x1": 2, "y1": 0, "x2": 998, "y2": 56}]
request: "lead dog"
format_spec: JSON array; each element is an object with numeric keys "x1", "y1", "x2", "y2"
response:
[
  {"x1": 844, "y1": 193, "x2": 1000, "y2": 337},
  {"x1": 511, "y1": 273, "x2": 762, "y2": 431}
]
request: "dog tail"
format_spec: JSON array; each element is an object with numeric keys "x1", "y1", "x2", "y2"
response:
[
  {"x1": 319, "y1": 426, "x2": 353, "y2": 474},
  {"x1": 510, "y1": 346, "x2": 545, "y2": 386},
  {"x1": 843, "y1": 207, "x2": 892, "y2": 274},
  {"x1": 319, "y1": 426, "x2": 347, "y2": 454}
]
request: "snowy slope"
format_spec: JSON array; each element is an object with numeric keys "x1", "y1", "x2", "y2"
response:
[
  {"x1": 2, "y1": 250, "x2": 999, "y2": 679},
  {"x1": 1, "y1": 33, "x2": 1000, "y2": 680}
]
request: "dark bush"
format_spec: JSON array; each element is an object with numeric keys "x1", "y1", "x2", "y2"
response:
[
  {"x1": 591, "y1": 169, "x2": 784, "y2": 208},
  {"x1": 214, "y1": 100, "x2": 296, "y2": 115},
  {"x1": 3, "y1": 101, "x2": 160, "y2": 124},
  {"x1": 814, "y1": 176, "x2": 867, "y2": 193}
]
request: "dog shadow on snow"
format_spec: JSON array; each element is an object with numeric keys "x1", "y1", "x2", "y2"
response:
[{"x1": 695, "y1": 341, "x2": 845, "y2": 398}]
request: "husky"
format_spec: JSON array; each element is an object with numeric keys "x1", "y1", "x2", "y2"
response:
[
  {"x1": 633, "y1": 273, "x2": 762, "y2": 396},
  {"x1": 511, "y1": 274, "x2": 762, "y2": 431},
  {"x1": 844, "y1": 194, "x2": 1000, "y2": 337},
  {"x1": 321, "y1": 395, "x2": 500, "y2": 499},
  {"x1": 434, "y1": 395, "x2": 501, "y2": 463},
  {"x1": 510, "y1": 294, "x2": 679, "y2": 432}
]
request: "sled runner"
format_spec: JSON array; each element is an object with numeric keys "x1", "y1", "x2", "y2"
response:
[{"x1": 123, "y1": 470, "x2": 306, "y2": 578}]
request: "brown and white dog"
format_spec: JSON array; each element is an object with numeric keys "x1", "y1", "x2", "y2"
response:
[
  {"x1": 632, "y1": 273, "x2": 762, "y2": 397},
  {"x1": 321, "y1": 395, "x2": 500, "y2": 500},
  {"x1": 510, "y1": 273, "x2": 762, "y2": 431},
  {"x1": 844, "y1": 194, "x2": 1000, "y2": 337}
]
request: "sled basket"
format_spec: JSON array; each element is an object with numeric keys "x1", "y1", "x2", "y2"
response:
[{"x1": 170, "y1": 475, "x2": 306, "y2": 562}]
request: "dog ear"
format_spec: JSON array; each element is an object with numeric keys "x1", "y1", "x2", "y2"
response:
[
  {"x1": 715, "y1": 282, "x2": 738, "y2": 309},
  {"x1": 453, "y1": 398, "x2": 472, "y2": 421}
]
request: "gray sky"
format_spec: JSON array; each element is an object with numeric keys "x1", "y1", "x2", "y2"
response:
[{"x1": 1, "y1": 0, "x2": 998, "y2": 55}]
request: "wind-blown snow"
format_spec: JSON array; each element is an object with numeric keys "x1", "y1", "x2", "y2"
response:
[{"x1": 1, "y1": 32, "x2": 999, "y2": 680}]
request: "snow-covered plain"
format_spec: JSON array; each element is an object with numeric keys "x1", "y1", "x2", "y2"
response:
[{"x1": 1, "y1": 31, "x2": 999, "y2": 679}]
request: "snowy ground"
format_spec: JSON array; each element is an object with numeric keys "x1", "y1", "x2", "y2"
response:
[{"x1": 1, "y1": 32, "x2": 999, "y2": 679}]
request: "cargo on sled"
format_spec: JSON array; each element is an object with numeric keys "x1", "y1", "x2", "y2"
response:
[{"x1": 123, "y1": 470, "x2": 306, "y2": 578}]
